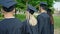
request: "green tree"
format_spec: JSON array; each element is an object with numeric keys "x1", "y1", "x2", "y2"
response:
[
  {"x1": 15, "y1": 0, "x2": 54, "y2": 11},
  {"x1": 29, "y1": 0, "x2": 53, "y2": 7},
  {"x1": 16, "y1": 0, "x2": 26, "y2": 9}
]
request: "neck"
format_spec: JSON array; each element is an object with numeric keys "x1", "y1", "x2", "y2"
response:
[
  {"x1": 4, "y1": 13, "x2": 15, "y2": 19},
  {"x1": 41, "y1": 10, "x2": 47, "y2": 13}
]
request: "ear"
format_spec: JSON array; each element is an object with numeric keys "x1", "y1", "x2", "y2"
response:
[
  {"x1": 12, "y1": 8, "x2": 15, "y2": 13},
  {"x1": 1, "y1": 8, "x2": 5, "y2": 14}
]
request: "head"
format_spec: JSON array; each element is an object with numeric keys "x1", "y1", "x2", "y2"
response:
[
  {"x1": 26, "y1": 9, "x2": 34, "y2": 19},
  {"x1": 1, "y1": 5, "x2": 15, "y2": 18},
  {"x1": 26, "y1": 4, "x2": 37, "y2": 19},
  {"x1": 39, "y1": 2, "x2": 48, "y2": 13},
  {"x1": 2, "y1": 5, "x2": 15, "y2": 15},
  {"x1": 27, "y1": 9, "x2": 34, "y2": 15},
  {"x1": 26, "y1": 4, "x2": 37, "y2": 15},
  {"x1": 0, "y1": 0, "x2": 17, "y2": 18},
  {"x1": 47, "y1": 8, "x2": 52, "y2": 16}
]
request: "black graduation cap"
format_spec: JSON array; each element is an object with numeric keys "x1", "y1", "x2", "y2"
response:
[
  {"x1": 40, "y1": 2, "x2": 48, "y2": 6},
  {"x1": 27, "y1": 4, "x2": 37, "y2": 12},
  {"x1": 0, "y1": 0, "x2": 17, "y2": 8}
]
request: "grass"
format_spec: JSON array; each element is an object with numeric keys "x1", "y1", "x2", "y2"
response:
[{"x1": 54, "y1": 16, "x2": 60, "y2": 29}]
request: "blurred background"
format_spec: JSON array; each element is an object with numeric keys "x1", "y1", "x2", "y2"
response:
[{"x1": 0, "y1": 0, "x2": 60, "y2": 34}]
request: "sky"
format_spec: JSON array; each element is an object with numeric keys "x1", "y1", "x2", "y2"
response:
[{"x1": 53, "y1": 2, "x2": 60, "y2": 11}]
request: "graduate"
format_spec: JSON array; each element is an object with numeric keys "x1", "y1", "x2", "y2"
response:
[
  {"x1": 0, "y1": 0, "x2": 24, "y2": 34},
  {"x1": 23, "y1": 4, "x2": 38, "y2": 34},
  {"x1": 47, "y1": 9, "x2": 54, "y2": 34},
  {"x1": 37, "y1": 2, "x2": 51, "y2": 34}
]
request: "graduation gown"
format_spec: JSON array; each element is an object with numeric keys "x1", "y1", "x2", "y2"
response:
[
  {"x1": 37, "y1": 12, "x2": 51, "y2": 34},
  {"x1": 47, "y1": 14, "x2": 54, "y2": 34},
  {"x1": 23, "y1": 20, "x2": 38, "y2": 34},
  {"x1": 50, "y1": 24, "x2": 54, "y2": 34},
  {"x1": 0, "y1": 18, "x2": 24, "y2": 34},
  {"x1": 50, "y1": 16, "x2": 54, "y2": 34}
]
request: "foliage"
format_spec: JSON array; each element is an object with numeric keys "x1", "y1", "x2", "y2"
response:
[
  {"x1": 16, "y1": 0, "x2": 54, "y2": 10},
  {"x1": 16, "y1": 0, "x2": 26, "y2": 9},
  {"x1": 40, "y1": 0, "x2": 53, "y2": 7},
  {"x1": 55, "y1": 0, "x2": 60, "y2": 2},
  {"x1": 16, "y1": 14, "x2": 26, "y2": 21}
]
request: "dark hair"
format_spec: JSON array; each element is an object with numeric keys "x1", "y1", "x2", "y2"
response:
[
  {"x1": 47, "y1": 9, "x2": 52, "y2": 16},
  {"x1": 47, "y1": 9, "x2": 54, "y2": 24},
  {"x1": 2, "y1": 5, "x2": 15, "y2": 12},
  {"x1": 40, "y1": 4, "x2": 48, "y2": 11},
  {"x1": 29, "y1": 9, "x2": 34, "y2": 15}
]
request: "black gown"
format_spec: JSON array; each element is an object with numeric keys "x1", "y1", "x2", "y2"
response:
[
  {"x1": 37, "y1": 12, "x2": 51, "y2": 34},
  {"x1": 50, "y1": 24, "x2": 54, "y2": 34},
  {"x1": 23, "y1": 20, "x2": 38, "y2": 34},
  {"x1": 0, "y1": 18, "x2": 24, "y2": 34}
]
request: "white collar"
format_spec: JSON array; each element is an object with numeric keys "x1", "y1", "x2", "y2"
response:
[{"x1": 5, "y1": 17, "x2": 15, "y2": 19}]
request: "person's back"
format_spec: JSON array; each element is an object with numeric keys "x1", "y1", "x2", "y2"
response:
[
  {"x1": 39, "y1": 12, "x2": 50, "y2": 18},
  {"x1": 0, "y1": 0, "x2": 24, "y2": 34},
  {"x1": 0, "y1": 18, "x2": 23, "y2": 34},
  {"x1": 37, "y1": 2, "x2": 51, "y2": 34},
  {"x1": 23, "y1": 4, "x2": 38, "y2": 34},
  {"x1": 47, "y1": 9, "x2": 54, "y2": 34},
  {"x1": 23, "y1": 15, "x2": 38, "y2": 34},
  {"x1": 37, "y1": 12, "x2": 51, "y2": 34}
]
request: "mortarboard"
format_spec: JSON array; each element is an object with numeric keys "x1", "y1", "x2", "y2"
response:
[
  {"x1": 40, "y1": 2, "x2": 48, "y2": 6},
  {"x1": 27, "y1": 4, "x2": 37, "y2": 12},
  {"x1": 0, "y1": 0, "x2": 16, "y2": 8}
]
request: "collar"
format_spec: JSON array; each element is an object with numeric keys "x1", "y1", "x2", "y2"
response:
[
  {"x1": 39, "y1": 11, "x2": 47, "y2": 15},
  {"x1": 5, "y1": 17, "x2": 15, "y2": 19}
]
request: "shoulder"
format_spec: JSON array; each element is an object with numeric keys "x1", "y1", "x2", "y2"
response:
[
  {"x1": 22, "y1": 20, "x2": 27, "y2": 25},
  {"x1": 37, "y1": 13, "x2": 50, "y2": 19},
  {"x1": 23, "y1": 20, "x2": 27, "y2": 23},
  {"x1": 0, "y1": 18, "x2": 23, "y2": 27},
  {"x1": 0, "y1": 18, "x2": 21, "y2": 22},
  {"x1": 13, "y1": 18, "x2": 23, "y2": 27},
  {"x1": 37, "y1": 14, "x2": 44, "y2": 19},
  {"x1": 41, "y1": 13, "x2": 50, "y2": 18}
]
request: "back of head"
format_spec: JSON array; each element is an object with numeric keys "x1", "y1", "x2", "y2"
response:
[
  {"x1": 47, "y1": 8, "x2": 52, "y2": 16},
  {"x1": 39, "y1": 2, "x2": 48, "y2": 11},
  {"x1": 40, "y1": 5, "x2": 47, "y2": 10},
  {"x1": 0, "y1": 0, "x2": 16, "y2": 12},
  {"x1": 27, "y1": 4, "x2": 37, "y2": 15},
  {"x1": 27, "y1": 9, "x2": 34, "y2": 15},
  {"x1": 2, "y1": 5, "x2": 15, "y2": 12}
]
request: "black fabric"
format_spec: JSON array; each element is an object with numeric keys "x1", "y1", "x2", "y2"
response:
[
  {"x1": 0, "y1": 18, "x2": 24, "y2": 34},
  {"x1": 23, "y1": 20, "x2": 38, "y2": 34},
  {"x1": 50, "y1": 24, "x2": 54, "y2": 34},
  {"x1": 37, "y1": 13, "x2": 51, "y2": 34}
]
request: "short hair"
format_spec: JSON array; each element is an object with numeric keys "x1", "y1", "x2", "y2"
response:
[
  {"x1": 40, "y1": 5, "x2": 47, "y2": 10},
  {"x1": 2, "y1": 5, "x2": 15, "y2": 12},
  {"x1": 47, "y1": 9, "x2": 52, "y2": 16}
]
